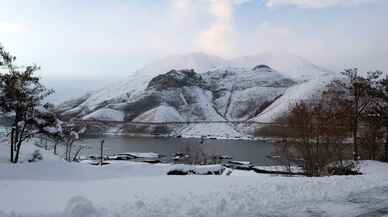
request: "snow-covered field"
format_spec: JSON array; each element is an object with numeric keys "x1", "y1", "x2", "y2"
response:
[{"x1": 0, "y1": 138, "x2": 388, "y2": 217}]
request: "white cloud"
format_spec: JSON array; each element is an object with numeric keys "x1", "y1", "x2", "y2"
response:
[
  {"x1": 169, "y1": 0, "x2": 239, "y2": 56},
  {"x1": 1, "y1": 0, "x2": 387, "y2": 82},
  {"x1": 196, "y1": 0, "x2": 235, "y2": 55},
  {"x1": 0, "y1": 22, "x2": 28, "y2": 33},
  {"x1": 264, "y1": 0, "x2": 381, "y2": 8},
  {"x1": 253, "y1": 22, "x2": 301, "y2": 52}
]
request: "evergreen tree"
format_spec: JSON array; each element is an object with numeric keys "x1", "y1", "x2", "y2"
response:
[{"x1": 0, "y1": 43, "x2": 56, "y2": 163}]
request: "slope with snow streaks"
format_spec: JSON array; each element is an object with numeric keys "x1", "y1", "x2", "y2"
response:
[
  {"x1": 82, "y1": 108, "x2": 125, "y2": 122},
  {"x1": 133, "y1": 105, "x2": 184, "y2": 123},
  {"x1": 253, "y1": 73, "x2": 339, "y2": 123},
  {"x1": 180, "y1": 86, "x2": 225, "y2": 122},
  {"x1": 203, "y1": 66, "x2": 295, "y2": 120}
]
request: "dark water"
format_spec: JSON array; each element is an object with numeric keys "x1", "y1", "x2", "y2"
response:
[{"x1": 77, "y1": 136, "x2": 274, "y2": 165}]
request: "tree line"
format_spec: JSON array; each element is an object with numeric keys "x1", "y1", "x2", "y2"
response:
[{"x1": 271, "y1": 69, "x2": 388, "y2": 176}]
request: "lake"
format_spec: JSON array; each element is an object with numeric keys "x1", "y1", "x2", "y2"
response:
[{"x1": 76, "y1": 136, "x2": 275, "y2": 165}]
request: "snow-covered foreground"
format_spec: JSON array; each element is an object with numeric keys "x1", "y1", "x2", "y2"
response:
[{"x1": 0, "y1": 139, "x2": 388, "y2": 217}]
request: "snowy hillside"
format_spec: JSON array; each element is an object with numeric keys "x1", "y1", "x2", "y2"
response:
[
  {"x1": 57, "y1": 52, "x2": 336, "y2": 137},
  {"x1": 83, "y1": 108, "x2": 125, "y2": 122},
  {"x1": 254, "y1": 72, "x2": 339, "y2": 123},
  {"x1": 230, "y1": 52, "x2": 333, "y2": 82},
  {"x1": 203, "y1": 65, "x2": 295, "y2": 121},
  {"x1": 132, "y1": 105, "x2": 184, "y2": 123},
  {"x1": 59, "y1": 53, "x2": 227, "y2": 117}
]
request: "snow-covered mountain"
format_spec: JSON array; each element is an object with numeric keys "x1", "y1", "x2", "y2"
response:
[
  {"x1": 230, "y1": 52, "x2": 332, "y2": 82},
  {"x1": 57, "y1": 53, "x2": 227, "y2": 117},
  {"x1": 202, "y1": 65, "x2": 295, "y2": 121},
  {"x1": 57, "y1": 52, "x2": 337, "y2": 137}
]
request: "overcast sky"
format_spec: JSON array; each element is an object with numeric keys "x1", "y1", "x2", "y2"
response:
[{"x1": 1, "y1": 0, "x2": 387, "y2": 101}]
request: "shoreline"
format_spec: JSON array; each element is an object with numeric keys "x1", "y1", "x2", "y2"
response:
[{"x1": 84, "y1": 132, "x2": 271, "y2": 142}]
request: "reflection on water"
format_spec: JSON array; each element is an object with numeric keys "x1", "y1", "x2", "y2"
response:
[{"x1": 76, "y1": 136, "x2": 274, "y2": 165}]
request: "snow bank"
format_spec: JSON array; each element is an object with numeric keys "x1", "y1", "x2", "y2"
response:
[
  {"x1": 1, "y1": 161, "x2": 387, "y2": 217},
  {"x1": 0, "y1": 137, "x2": 60, "y2": 164},
  {"x1": 167, "y1": 164, "x2": 225, "y2": 175},
  {"x1": 118, "y1": 152, "x2": 159, "y2": 158},
  {"x1": 63, "y1": 196, "x2": 101, "y2": 217},
  {"x1": 1, "y1": 138, "x2": 388, "y2": 217}
]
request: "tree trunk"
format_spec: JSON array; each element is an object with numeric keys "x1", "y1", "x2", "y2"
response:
[
  {"x1": 65, "y1": 143, "x2": 69, "y2": 161},
  {"x1": 10, "y1": 128, "x2": 14, "y2": 163},
  {"x1": 14, "y1": 125, "x2": 19, "y2": 152},
  {"x1": 72, "y1": 146, "x2": 83, "y2": 162},
  {"x1": 68, "y1": 144, "x2": 72, "y2": 162},
  {"x1": 13, "y1": 141, "x2": 22, "y2": 163},
  {"x1": 54, "y1": 141, "x2": 58, "y2": 155},
  {"x1": 385, "y1": 127, "x2": 388, "y2": 162},
  {"x1": 100, "y1": 140, "x2": 104, "y2": 167},
  {"x1": 353, "y1": 116, "x2": 359, "y2": 160}
]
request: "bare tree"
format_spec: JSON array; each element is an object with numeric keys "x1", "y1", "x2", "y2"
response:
[
  {"x1": 279, "y1": 93, "x2": 351, "y2": 176},
  {"x1": 273, "y1": 136, "x2": 295, "y2": 175},
  {"x1": 367, "y1": 73, "x2": 388, "y2": 161},
  {"x1": 60, "y1": 123, "x2": 86, "y2": 162},
  {"x1": 330, "y1": 69, "x2": 381, "y2": 160},
  {"x1": 286, "y1": 101, "x2": 323, "y2": 176},
  {"x1": 359, "y1": 115, "x2": 384, "y2": 160},
  {"x1": 319, "y1": 88, "x2": 351, "y2": 165}
]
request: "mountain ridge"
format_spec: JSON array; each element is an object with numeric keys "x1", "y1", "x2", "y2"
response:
[{"x1": 57, "y1": 52, "x2": 338, "y2": 137}]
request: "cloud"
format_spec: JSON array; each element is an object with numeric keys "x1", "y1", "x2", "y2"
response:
[
  {"x1": 264, "y1": 0, "x2": 381, "y2": 8},
  {"x1": 0, "y1": 22, "x2": 28, "y2": 33},
  {"x1": 169, "y1": 0, "x2": 240, "y2": 56},
  {"x1": 196, "y1": 0, "x2": 235, "y2": 55},
  {"x1": 253, "y1": 22, "x2": 301, "y2": 52},
  {"x1": 237, "y1": 21, "x2": 323, "y2": 58},
  {"x1": 2, "y1": 0, "x2": 387, "y2": 82}
]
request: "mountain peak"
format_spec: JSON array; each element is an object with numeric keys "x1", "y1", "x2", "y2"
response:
[
  {"x1": 252, "y1": 64, "x2": 272, "y2": 71},
  {"x1": 146, "y1": 69, "x2": 207, "y2": 91},
  {"x1": 230, "y1": 52, "x2": 332, "y2": 81},
  {"x1": 133, "y1": 52, "x2": 228, "y2": 78}
]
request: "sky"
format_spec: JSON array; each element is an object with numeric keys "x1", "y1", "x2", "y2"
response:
[{"x1": 0, "y1": 0, "x2": 387, "y2": 101}]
